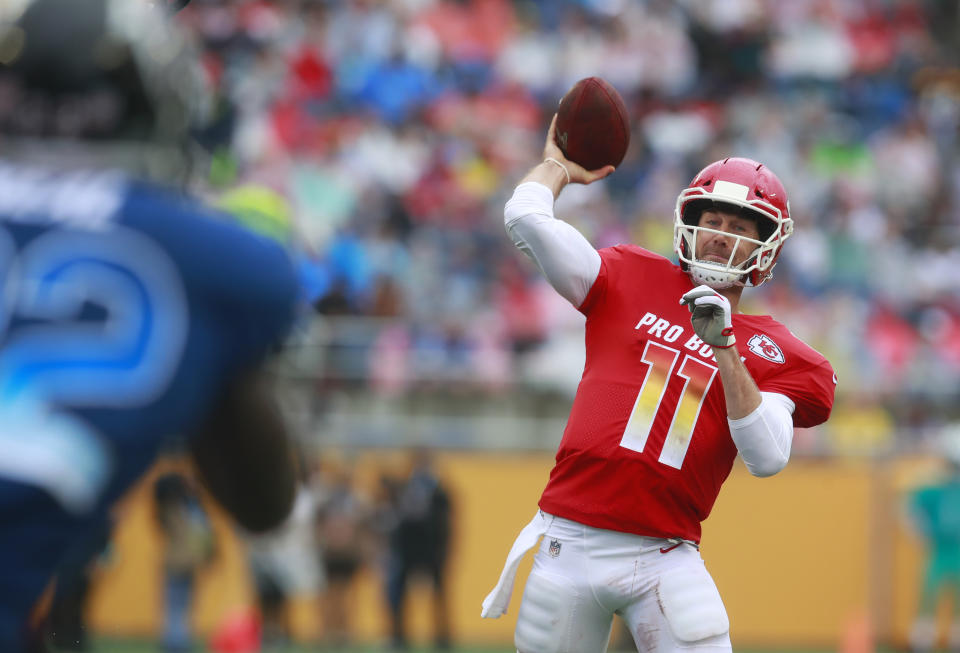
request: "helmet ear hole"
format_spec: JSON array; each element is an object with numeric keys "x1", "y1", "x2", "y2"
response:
[{"x1": 755, "y1": 218, "x2": 776, "y2": 243}]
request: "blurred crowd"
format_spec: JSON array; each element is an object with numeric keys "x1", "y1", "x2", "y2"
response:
[
  {"x1": 211, "y1": 450, "x2": 452, "y2": 651},
  {"x1": 178, "y1": 0, "x2": 960, "y2": 454},
  {"x1": 51, "y1": 450, "x2": 454, "y2": 652}
]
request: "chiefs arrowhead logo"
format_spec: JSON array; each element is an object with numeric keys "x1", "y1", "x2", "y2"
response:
[{"x1": 747, "y1": 334, "x2": 785, "y2": 364}]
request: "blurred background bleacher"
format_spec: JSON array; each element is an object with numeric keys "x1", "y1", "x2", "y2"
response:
[{"x1": 180, "y1": 0, "x2": 960, "y2": 457}]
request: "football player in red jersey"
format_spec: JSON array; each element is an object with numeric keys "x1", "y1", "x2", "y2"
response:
[{"x1": 482, "y1": 115, "x2": 836, "y2": 652}]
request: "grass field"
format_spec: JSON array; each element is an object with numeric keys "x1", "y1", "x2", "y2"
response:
[
  {"x1": 65, "y1": 640, "x2": 856, "y2": 653},
  {"x1": 80, "y1": 642, "x2": 513, "y2": 653}
]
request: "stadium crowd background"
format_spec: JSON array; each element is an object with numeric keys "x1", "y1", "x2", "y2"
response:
[{"x1": 180, "y1": 0, "x2": 959, "y2": 457}]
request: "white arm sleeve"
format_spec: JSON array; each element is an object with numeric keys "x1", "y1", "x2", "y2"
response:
[
  {"x1": 728, "y1": 391, "x2": 796, "y2": 477},
  {"x1": 504, "y1": 182, "x2": 601, "y2": 307}
]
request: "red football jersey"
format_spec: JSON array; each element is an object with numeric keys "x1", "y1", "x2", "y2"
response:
[{"x1": 538, "y1": 245, "x2": 836, "y2": 543}]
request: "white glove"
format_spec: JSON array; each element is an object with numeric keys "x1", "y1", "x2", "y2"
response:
[{"x1": 680, "y1": 285, "x2": 736, "y2": 348}]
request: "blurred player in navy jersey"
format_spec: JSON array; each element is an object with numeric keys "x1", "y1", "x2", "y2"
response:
[
  {"x1": 0, "y1": 1, "x2": 303, "y2": 650},
  {"x1": 482, "y1": 118, "x2": 836, "y2": 651}
]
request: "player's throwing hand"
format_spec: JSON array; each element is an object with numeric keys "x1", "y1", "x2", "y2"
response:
[
  {"x1": 680, "y1": 285, "x2": 736, "y2": 348},
  {"x1": 543, "y1": 114, "x2": 616, "y2": 186}
]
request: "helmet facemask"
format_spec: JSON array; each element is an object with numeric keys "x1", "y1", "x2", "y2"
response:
[{"x1": 674, "y1": 193, "x2": 793, "y2": 289}]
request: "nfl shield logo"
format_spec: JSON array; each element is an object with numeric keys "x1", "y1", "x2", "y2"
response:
[{"x1": 548, "y1": 539, "x2": 562, "y2": 557}]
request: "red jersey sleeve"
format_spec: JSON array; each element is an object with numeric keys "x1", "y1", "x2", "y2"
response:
[
  {"x1": 750, "y1": 331, "x2": 836, "y2": 428},
  {"x1": 762, "y1": 357, "x2": 835, "y2": 427},
  {"x1": 578, "y1": 245, "x2": 673, "y2": 316},
  {"x1": 576, "y1": 250, "x2": 610, "y2": 315}
]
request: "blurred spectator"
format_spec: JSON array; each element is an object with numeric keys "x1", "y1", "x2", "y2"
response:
[
  {"x1": 384, "y1": 448, "x2": 453, "y2": 651},
  {"x1": 153, "y1": 472, "x2": 217, "y2": 653},
  {"x1": 827, "y1": 392, "x2": 896, "y2": 456},
  {"x1": 906, "y1": 426, "x2": 960, "y2": 652},
  {"x1": 312, "y1": 460, "x2": 376, "y2": 648},
  {"x1": 244, "y1": 483, "x2": 324, "y2": 651}
]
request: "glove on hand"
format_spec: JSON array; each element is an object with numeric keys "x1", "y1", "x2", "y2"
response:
[{"x1": 680, "y1": 285, "x2": 736, "y2": 348}]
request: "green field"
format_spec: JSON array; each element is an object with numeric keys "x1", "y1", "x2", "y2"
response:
[
  {"x1": 78, "y1": 642, "x2": 512, "y2": 653},
  {"x1": 63, "y1": 640, "x2": 857, "y2": 653}
]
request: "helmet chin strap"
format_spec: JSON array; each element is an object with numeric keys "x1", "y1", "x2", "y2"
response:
[{"x1": 687, "y1": 263, "x2": 743, "y2": 289}]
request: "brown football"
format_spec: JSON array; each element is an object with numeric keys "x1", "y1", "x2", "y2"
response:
[{"x1": 554, "y1": 77, "x2": 630, "y2": 171}]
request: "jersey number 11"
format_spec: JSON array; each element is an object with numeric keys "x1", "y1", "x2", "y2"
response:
[{"x1": 619, "y1": 341, "x2": 717, "y2": 469}]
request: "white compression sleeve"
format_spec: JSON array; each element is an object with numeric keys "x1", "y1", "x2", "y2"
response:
[
  {"x1": 504, "y1": 182, "x2": 601, "y2": 307},
  {"x1": 728, "y1": 391, "x2": 796, "y2": 477}
]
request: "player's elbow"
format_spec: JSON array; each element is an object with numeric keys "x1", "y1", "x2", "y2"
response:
[
  {"x1": 731, "y1": 392, "x2": 794, "y2": 478},
  {"x1": 740, "y1": 434, "x2": 791, "y2": 477},
  {"x1": 744, "y1": 452, "x2": 789, "y2": 478}
]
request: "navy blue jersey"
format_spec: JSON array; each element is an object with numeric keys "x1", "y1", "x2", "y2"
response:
[{"x1": 0, "y1": 163, "x2": 300, "y2": 649}]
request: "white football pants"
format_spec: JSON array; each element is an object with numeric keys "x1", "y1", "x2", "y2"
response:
[{"x1": 514, "y1": 514, "x2": 731, "y2": 653}]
